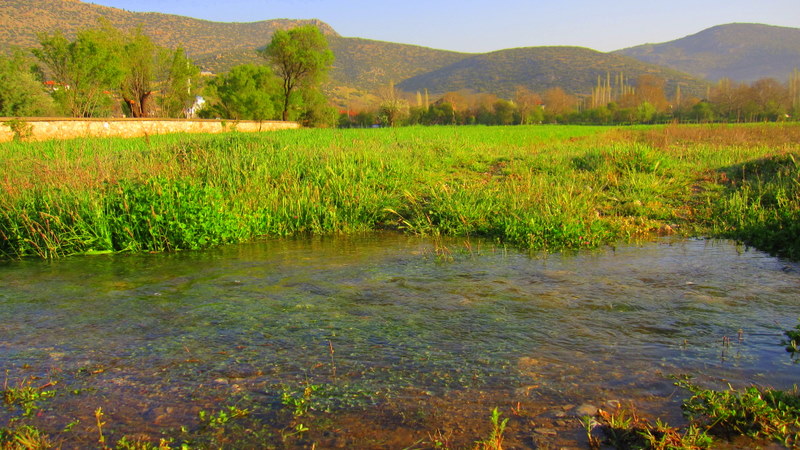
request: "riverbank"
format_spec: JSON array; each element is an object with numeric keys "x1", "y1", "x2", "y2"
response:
[{"x1": 1, "y1": 123, "x2": 798, "y2": 260}]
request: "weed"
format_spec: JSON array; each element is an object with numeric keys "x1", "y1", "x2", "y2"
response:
[
  {"x1": 2, "y1": 119, "x2": 33, "y2": 141},
  {"x1": 474, "y1": 407, "x2": 508, "y2": 450},
  {"x1": 2, "y1": 376, "x2": 56, "y2": 418},
  {"x1": 281, "y1": 383, "x2": 321, "y2": 417},
  {"x1": 197, "y1": 405, "x2": 251, "y2": 430},
  {"x1": 588, "y1": 404, "x2": 712, "y2": 449},
  {"x1": 0, "y1": 424, "x2": 52, "y2": 449},
  {"x1": 783, "y1": 318, "x2": 800, "y2": 356},
  {"x1": 677, "y1": 379, "x2": 800, "y2": 447}
]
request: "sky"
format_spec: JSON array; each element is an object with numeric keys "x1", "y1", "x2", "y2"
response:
[{"x1": 88, "y1": 0, "x2": 800, "y2": 53}]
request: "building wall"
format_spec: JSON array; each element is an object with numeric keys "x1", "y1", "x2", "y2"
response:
[{"x1": 0, "y1": 118, "x2": 300, "y2": 142}]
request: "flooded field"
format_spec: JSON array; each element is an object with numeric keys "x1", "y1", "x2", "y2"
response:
[{"x1": 1, "y1": 234, "x2": 799, "y2": 448}]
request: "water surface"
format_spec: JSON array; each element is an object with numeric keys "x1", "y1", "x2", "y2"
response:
[{"x1": 1, "y1": 234, "x2": 798, "y2": 447}]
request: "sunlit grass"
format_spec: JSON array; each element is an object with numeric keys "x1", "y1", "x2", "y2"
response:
[{"x1": 1, "y1": 124, "x2": 798, "y2": 259}]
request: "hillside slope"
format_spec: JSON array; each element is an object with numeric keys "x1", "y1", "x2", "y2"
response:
[
  {"x1": 615, "y1": 23, "x2": 800, "y2": 82},
  {"x1": 0, "y1": 0, "x2": 336, "y2": 57},
  {"x1": 398, "y1": 46, "x2": 707, "y2": 98}
]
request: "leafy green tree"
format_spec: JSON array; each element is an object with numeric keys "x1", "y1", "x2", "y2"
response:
[
  {"x1": 297, "y1": 88, "x2": 337, "y2": 127},
  {"x1": 158, "y1": 48, "x2": 202, "y2": 118},
  {"x1": 33, "y1": 30, "x2": 123, "y2": 117},
  {"x1": 259, "y1": 25, "x2": 334, "y2": 122},
  {"x1": 493, "y1": 99, "x2": 517, "y2": 125},
  {"x1": 0, "y1": 51, "x2": 55, "y2": 116},
  {"x1": 201, "y1": 64, "x2": 280, "y2": 120}
]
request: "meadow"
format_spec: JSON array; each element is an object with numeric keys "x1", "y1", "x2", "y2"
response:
[{"x1": 1, "y1": 123, "x2": 798, "y2": 260}]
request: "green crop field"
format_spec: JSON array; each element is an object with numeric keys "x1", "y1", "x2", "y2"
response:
[{"x1": 1, "y1": 123, "x2": 799, "y2": 260}]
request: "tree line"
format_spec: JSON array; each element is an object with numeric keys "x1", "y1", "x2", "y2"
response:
[
  {"x1": 340, "y1": 72, "x2": 800, "y2": 127},
  {"x1": 0, "y1": 22, "x2": 334, "y2": 125},
  {"x1": 2, "y1": 22, "x2": 798, "y2": 129}
]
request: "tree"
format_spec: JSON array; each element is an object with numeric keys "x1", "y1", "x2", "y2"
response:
[
  {"x1": 201, "y1": 64, "x2": 280, "y2": 120},
  {"x1": 542, "y1": 87, "x2": 576, "y2": 122},
  {"x1": 378, "y1": 81, "x2": 409, "y2": 127},
  {"x1": 158, "y1": 48, "x2": 202, "y2": 118},
  {"x1": 514, "y1": 86, "x2": 542, "y2": 124},
  {"x1": 33, "y1": 30, "x2": 123, "y2": 117},
  {"x1": 0, "y1": 51, "x2": 55, "y2": 116},
  {"x1": 259, "y1": 25, "x2": 334, "y2": 121},
  {"x1": 635, "y1": 75, "x2": 669, "y2": 112}
]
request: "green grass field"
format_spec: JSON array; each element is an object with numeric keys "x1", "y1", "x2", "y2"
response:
[{"x1": 1, "y1": 123, "x2": 798, "y2": 259}]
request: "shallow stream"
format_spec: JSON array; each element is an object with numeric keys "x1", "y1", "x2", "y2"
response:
[{"x1": 1, "y1": 234, "x2": 799, "y2": 447}]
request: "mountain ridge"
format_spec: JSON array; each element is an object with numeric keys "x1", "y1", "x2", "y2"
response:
[
  {"x1": 614, "y1": 23, "x2": 800, "y2": 82},
  {"x1": 2, "y1": 0, "x2": 797, "y2": 105}
]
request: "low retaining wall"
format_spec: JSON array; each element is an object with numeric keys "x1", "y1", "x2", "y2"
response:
[{"x1": 0, "y1": 118, "x2": 300, "y2": 142}]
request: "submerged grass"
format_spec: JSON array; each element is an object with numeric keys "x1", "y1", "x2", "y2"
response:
[{"x1": 1, "y1": 124, "x2": 798, "y2": 259}]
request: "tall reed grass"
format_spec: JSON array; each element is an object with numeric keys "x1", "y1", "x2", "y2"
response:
[{"x1": 1, "y1": 124, "x2": 798, "y2": 259}]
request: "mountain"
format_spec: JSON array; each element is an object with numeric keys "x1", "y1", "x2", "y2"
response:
[
  {"x1": 615, "y1": 23, "x2": 800, "y2": 82},
  {"x1": 1, "y1": 0, "x2": 710, "y2": 105},
  {"x1": 192, "y1": 36, "x2": 470, "y2": 95},
  {"x1": 0, "y1": 0, "x2": 337, "y2": 57},
  {"x1": 397, "y1": 46, "x2": 707, "y2": 99}
]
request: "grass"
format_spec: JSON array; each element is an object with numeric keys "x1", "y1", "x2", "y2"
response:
[{"x1": 2, "y1": 123, "x2": 798, "y2": 260}]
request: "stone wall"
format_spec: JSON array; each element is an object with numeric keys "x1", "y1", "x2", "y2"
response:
[{"x1": 0, "y1": 118, "x2": 300, "y2": 142}]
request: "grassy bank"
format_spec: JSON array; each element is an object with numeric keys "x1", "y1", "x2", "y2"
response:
[{"x1": 1, "y1": 123, "x2": 799, "y2": 259}]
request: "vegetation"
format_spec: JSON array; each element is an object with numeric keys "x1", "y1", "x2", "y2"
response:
[
  {"x1": 258, "y1": 25, "x2": 335, "y2": 123},
  {"x1": 0, "y1": 51, "x2": 55, "y2": 117},
  {"x1": 33, "y1": 21, "x2": 201, "y2": 118},
  {"x1": 590, "y1": 379, "x2": 800, "y2": 449},
  {"x1": 201, "y1": 64, "x2": 281, "y2": 120},
  {"x1": 1, "y1": 123, "x2": 798, "y2": 261},
  {"x1": 396, "y1": 46, "x2": 706, "y2": 100}
]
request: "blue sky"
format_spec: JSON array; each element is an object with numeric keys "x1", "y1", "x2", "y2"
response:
[{"x1": 90, "y1": 0, "x2": 800, "y2": 53}]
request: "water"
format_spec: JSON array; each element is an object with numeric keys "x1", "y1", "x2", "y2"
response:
[{"x1": 1, "y1": 234, "x2": 799, "y2": 447}]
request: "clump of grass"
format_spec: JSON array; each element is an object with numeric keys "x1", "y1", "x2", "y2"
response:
[
  {"x1": 2, "y1": 376, "x2": 56, "y2": 418},
  {"x1": 586, "y1": 405, "x2": 712, "y2": 450},
  {"x1": 677, "y1": 379, "x2": 800, "y2": 447},
  {"x1": 711, "y1": 153, "x2": 800, "y2": 259},
  {"x1": 0, "y1": 424, "x2": 52, "y2": 449}
]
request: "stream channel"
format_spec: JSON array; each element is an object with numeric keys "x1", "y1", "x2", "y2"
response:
[{"x1": 1, "y1": 233, "x2": 799, "y2": 448}]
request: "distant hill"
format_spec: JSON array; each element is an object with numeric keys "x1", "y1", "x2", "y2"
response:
[
  {"x1": 0, "y1": 0, "x2": 337, "y2": 58},
  {"x1": 193, "y1": 36, "x2": 470, "y2": 95},
  {"x1": 397, "y1": 46, "x2": 707, "y2": 98},
  {"x1": 0, "y1": 0, "x2": 711, "y2": 105},
  {"x1": 615, "y1": 23, "x2": 800, "y2": 82}
]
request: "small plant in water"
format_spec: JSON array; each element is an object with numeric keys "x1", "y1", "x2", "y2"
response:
[
  {"x1": 782, "y1": 317, "x2": 800, "y2": 356},
  {"x1": 474, "y1": 407, "x2": 508, "y2": 450},
  {"x1": 2, "y1": 375, "x2": 56, "y2": 418},
  {"x1": 198, "y1": 405, "x2": 251, "y2": 430},
  {"x1": 281, "y1": 383, "x2": 321, "y2": 417}
]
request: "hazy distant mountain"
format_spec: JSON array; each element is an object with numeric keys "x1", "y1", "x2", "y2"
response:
[
  {"x1": 615, "y1": 23, "x2": 800, "y2": 82},
  {"x1": 398, "y1": 46, "x2": 707, "y2": 98}
]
